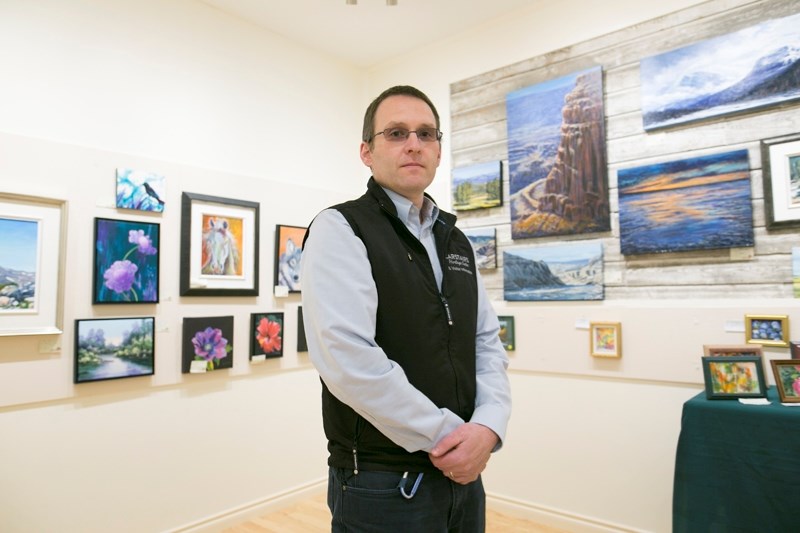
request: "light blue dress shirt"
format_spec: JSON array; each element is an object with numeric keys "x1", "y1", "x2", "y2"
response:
[{"x1": 301, "y1": 186, "x2": 511, "y2": 453}]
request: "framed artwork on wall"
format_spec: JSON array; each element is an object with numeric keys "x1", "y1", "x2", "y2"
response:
[
  {"x1": 702, "y1": 344, "x2": 763, "y2": 357},
  {"x1": 0, "y1": 192, "x2": 67, "y2": 336},
  {"x1": 181, "y1": 315, "x2": 234, "y2": 373},
  {"x1": 770, "y1": 359, "x2": 800, "y2": 403},
  {"x1": 462, "y1": 227, "x2": 497, "y2": 270},
  {"x1": 297, "y1": 306, "x2": 308, "y2": 352},
  {"x1": 761, "y1": 133, "x2": 800, "y2": 229},
  {"x1": 590, "y1": 322, "x2": 621, "y2": 358},
  {"x1": 451, "y1": 161, "x2": 503, "y2": 211},
  {"x1": 618, "y1": 150, "x2": 754, "y2": 255},
  {"x1": 274, "y1": 224, "x2": 306, "y2": 293},
  {"x1": 180, "y1": 192, "x2": 259, "y2": 296},
  {"x1": 250, "y1": 312, "x2": 284, "y2": 361},
  {"x1": 745, "y1": 314, "x2": 789, "y2": 347},
  {"x1": 505, "y1": 66, "x2": 610, "y2": 239},
  {"x1": 116, "y1": 168, "x2": 166, "y2": 213},
  {"x1": 497, "y1": 315, "x2": 515, "y2": 351},
  {"x1": 640, "y1": 12, "x2": 800, "y2": 131},
  {"x1": 93, "y1": 218, "x2": 160, "y2": 304},
  {"x1": 701, "y1": 356, "x2": 767, "y2": 400},
  {"x1": 74, "y1": 317, "x2": 155, "y2": 383},
  {"x1": 503, "y1": 241, "x2": 603, "y2": 301}
]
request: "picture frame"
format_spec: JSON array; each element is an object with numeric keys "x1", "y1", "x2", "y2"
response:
[
  {"x1": 250, "y1": 312, "x2": 284, "y2": 361},
  {"x1": 702, "y1": 355, "x2": 767, "y2": 400},
  {"x1": 770, "y1": 359, "x2": 800, "y2": 403},
  {"x1": 74, "y1": 317, "x2": 155, "y2": 383},
  {"x1": 761, "y1": 133, "x2": 800, "y2": 229},
  {"x1": 590, "y1": 322, "x2": 621, "y2": 358},
  {"x1": 274, "y1": 224, "x2": 306, "y2": 293},
  {"x1": 462, "y1": 227, "x2": 497, "y2": 270},
  {"x1": 180, "y1": 192, "x2": 259, "y2": 296},
  {"x1": 93, "y1": 217, "x2": 160, "y2": 304},
  {"x1": 702, "y1": 345, "x2": 763, "y2": 357},
  {"x1": 745, "y1": 314, "x2": 790, "y2": 347},
  {"x1": 0, "y1": 192, "x2": 67, "y2": 336},
  {"x1": 790, "y1": 341, "x2": 800, "y2": 359},
  {"x1": 116, "y1": 168, "x2": 166, "y2": 213},
  {"x1": 181, "y1": 315, "x2": 234, "y2": 373},
  {"x1": 497, "y1": 315, "x2": 515, "y2": 351},
  {"x1": 451, "y1": 160, "x2": 503, "y2": 211}
]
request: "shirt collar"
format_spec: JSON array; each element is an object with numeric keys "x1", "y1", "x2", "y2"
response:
[{"x1": 381, "y1": 186, "x2": 439, "y2": 226}]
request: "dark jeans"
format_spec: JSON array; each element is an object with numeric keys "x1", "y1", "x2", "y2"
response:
[{"x1": 327, "y1": 467, "x2": 486, "y2": 532}]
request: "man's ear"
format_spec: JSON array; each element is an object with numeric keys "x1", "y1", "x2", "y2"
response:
[{"x1": 360, "y1": 142, "x2": 373, "y2": 167}]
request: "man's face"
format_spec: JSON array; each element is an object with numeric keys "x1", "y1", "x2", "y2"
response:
[{"x1": 360, "y1": 95, "x2": 442, "y2": 206}]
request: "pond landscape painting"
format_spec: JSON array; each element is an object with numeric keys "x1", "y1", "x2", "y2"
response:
[
  {"x1": 618, "y1": 149, "x2": 754, "y2": 255},
  {"x1": 504, "y1": 241, "x2": 603, "y2": 301},
  {"x1": 451, "y1": 161, "x2": 502, "y2": 211},
  {"x1": 640, "y1": 12, "x2": 800, "y2": 130},
  {"x1": 506, "y1": 66, "x2": 609, "y2": 239},
  {"x1": 75, "y1": 317, "x2": 155, "y2": 383}
]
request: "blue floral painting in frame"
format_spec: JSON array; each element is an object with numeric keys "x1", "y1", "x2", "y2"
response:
[
  {"x1": 618, "y1": 149, "x2": 754, "y2": 255},
  {"x1": 93, "y1": 217, "x2": 160, "y2": 304},
  {"x1": 182, "y1": 315, "x2": 234, "y2": 373}
]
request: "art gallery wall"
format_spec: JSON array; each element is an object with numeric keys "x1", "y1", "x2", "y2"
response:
[
  {"x1": 366, "y1": 0, "x2": 800, "y2": 531},
  {"x1": 1, "y1": 0, "x2": 797, "y2": 532}
]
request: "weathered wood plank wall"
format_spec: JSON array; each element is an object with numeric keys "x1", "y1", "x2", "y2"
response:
[{"x1": 451, "y1": 0, "x2": 800, "y2": 301}]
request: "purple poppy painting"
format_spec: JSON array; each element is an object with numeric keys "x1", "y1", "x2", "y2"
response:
[
  {"x1": 93, "y1": 218, "x2": 160, "y2": 304},
  {"x1": 182, "y1": 315, "x2": 234, "y2": 373}
]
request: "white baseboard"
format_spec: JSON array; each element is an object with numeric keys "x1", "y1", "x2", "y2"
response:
[
  {"x1": 165, "y1": 478, "x2": 327, "y2": 533},
  {"x1": 487, "y1": 493, "x2": 645, "y2": 533}
]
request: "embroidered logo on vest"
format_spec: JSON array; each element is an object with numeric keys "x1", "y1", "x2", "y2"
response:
[{"x1": 445, "y1": 253, "x2": 473, "y2": 275}]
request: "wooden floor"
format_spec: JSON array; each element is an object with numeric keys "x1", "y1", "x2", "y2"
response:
[{"x1": 223, "y1": 493, "x2": 567, "y2": 533}]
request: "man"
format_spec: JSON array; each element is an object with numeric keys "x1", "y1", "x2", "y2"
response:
[{"x1": 301, "y1": 85, "x2": 511, "y2": 532}]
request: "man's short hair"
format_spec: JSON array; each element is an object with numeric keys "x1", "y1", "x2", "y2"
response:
[{"x1": 362, "y1": 85, "x2": 440, "y2": 146}]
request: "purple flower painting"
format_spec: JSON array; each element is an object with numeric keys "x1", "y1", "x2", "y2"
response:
[
  {"x1": 94, "y1": 218, "x2": 160, "y2": 303},
  {"x1": 182, "y1": 316, "x2": 234, "y2": 373}
]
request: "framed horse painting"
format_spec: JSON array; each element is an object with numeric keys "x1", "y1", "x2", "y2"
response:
[{"x1": 180, "y1": 192, "x2": 260, "y2": 296}]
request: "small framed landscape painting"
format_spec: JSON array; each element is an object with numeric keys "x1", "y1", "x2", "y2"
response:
[
  {"x1": 497, "y1": 315, "x2": 515, "y2": 351},
  {"x1": 462, "y1": 227, "x2": 497, "y2": 270},
  {"x1": 451, "y1": 161, "x2": 503, "y2": 211},
  {"x1": 590, "y1": 322, "x2": 621, "y2": 358},
  {"x1": 250, "y1": 312, "x2": 284, "y2": 361},
  {"x1": 182, "y1": 316, "x2": 234, "y2": 373},
  {"x1": 745, "y1": 314, "x2": 789, "y2": 347},
  {"x1": 761, "y1": 133, "x2": 800, "y2": 230},
  {"x1": 770, "y1": 359, "x2": 800, "y2": 403},
  {"x1": 702, "y1": 355, "x2": 767, "y2": 400},
  {"x1": 74, "y1": 317, "x2": 155, "y2": 383},
  {"x1": 93, "y1": 218, "x2": 160, "y2": 304}
]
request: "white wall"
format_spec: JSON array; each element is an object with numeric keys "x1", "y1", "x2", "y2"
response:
[{"x1": 0, "y1": 0, "x2": 780, "y2": 532}]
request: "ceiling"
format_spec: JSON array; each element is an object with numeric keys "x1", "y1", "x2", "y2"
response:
[{"x1": 199, "y1": 0, "x2": 541, "y2": 68}]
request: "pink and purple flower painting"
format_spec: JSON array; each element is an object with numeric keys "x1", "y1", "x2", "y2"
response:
[
  {"x1": 250, "y1": 312, "x2": 284, "y2": 359},
  {"x1": 182, "y1": 316, "x2": 234, "y2": 373},
  {"x1": 93, "y1": 218, "x2": 160, "y2": 303}
]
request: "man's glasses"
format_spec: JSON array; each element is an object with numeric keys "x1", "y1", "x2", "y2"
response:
[{"x1": 370, "y1": 127, "x2": 443, "y2": 143}]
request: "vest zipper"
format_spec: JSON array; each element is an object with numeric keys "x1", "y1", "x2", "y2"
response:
[{"x1": 440, "y1": 295, "x2": 454, "y2": 326}]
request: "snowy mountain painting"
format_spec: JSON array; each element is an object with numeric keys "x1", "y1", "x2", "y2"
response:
[
  {"x1": 0, "y1": 217, "x2": 39, "y2": 312},
  {"x1": 641, "y1": 12, "x2": 800, "y2": 130}
]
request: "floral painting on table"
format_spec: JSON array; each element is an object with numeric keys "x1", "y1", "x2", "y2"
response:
[
  {"x1": 250, "y1": 312, "x2": 284, "y2": 360},
  {"x1": 182, "y1": 315, "x2": 234, "y2": 373},
  {"x1": 116, "y1": 168, "x2": 166, "y2": 213},
  {"x1": 93, "y1": 218, "x2": 159, "y2": 304}
]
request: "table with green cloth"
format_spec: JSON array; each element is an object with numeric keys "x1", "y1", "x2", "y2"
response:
[{"x1": 673, "y1": 387, "x2": 800, "y2": 532}]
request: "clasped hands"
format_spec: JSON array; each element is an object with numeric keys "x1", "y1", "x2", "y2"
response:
[{"x1": 429, "y1": 422, "x2": 498, "y2": 485}]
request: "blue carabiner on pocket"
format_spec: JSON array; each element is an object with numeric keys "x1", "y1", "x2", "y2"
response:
[{"x1": 398, "y1": 471, "x2": 424, "y2": 499}]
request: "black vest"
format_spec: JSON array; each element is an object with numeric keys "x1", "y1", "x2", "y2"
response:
[{"x1": 308, "y1": 178, "x2": 479, "y2": 472}]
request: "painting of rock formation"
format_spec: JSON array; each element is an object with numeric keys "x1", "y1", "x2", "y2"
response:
[
  {"x1": 503, "y1": 241, "x2": 603, "y2": 301},
  {"x1": 505, "y1": 66, "x2": 610, "y2": 239},
  {"x1": 640, "y1": 12, "x2": 800, "y2": 131}
]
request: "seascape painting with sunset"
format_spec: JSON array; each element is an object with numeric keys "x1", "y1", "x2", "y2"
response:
[{"x1": 618, "y1": 149, "x2": 754, "y2": 255}]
